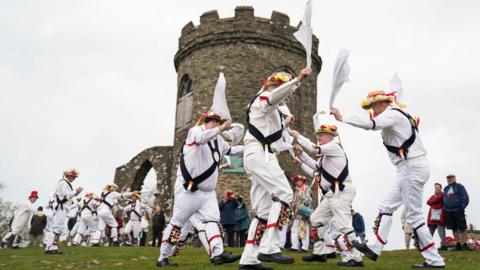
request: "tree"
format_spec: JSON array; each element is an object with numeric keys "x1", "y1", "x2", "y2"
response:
[{"x1": 0, "y1": 182, "x2": 17, "y2": 236}]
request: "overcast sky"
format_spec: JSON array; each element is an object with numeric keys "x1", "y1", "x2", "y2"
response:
[{"x1": 1, "y1": 0, "x2": 479, "y2": 250}]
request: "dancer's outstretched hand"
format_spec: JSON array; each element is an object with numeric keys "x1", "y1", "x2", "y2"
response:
[
  {"x1": 293, "y1": 143, "x2": 304, "y2": 155},
  {"x1": 298, "y1": 68, "x2": 312, "y2": 82},
  {"x1": 284, "y1": 115, "x2": 295, "y2": 127},
  {"x1": 220, "y1": 120, "x2": 232, "y2": 131},
  {"x1": 289, "y1": 129, "x2": 300, "y2": 138},
  {"x1": 330, "y1": 107, "x2": 343, "y2": 121},
  {"x1": 293, "y1": 156, "x2": 303, "y2": 166}
]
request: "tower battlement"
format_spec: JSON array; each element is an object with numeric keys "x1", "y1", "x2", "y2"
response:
[{"x1": 175, "y1": 6, "x2": 321, "y2": 71}]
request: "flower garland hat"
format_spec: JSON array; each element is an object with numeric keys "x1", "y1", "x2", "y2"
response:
[{"x1": 262, "y1": 72, "x2": 293, "y2": 88}]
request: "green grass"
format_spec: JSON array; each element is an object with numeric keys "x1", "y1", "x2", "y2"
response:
[{"x1": 0, "y1": 246, "x2": 479, "y2": 270}]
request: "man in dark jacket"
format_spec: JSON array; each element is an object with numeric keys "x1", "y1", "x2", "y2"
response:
[
  {"x1": 351, "y1": 209, "x2": 365, "y2": 243},
  {"x1": 219, "y1": 190, "x2": 238, "y2": 247},
  {"x1": 151, "y1": 206, "x2": 166, "y2": 247},
  {"x1": 443, "y1": 174, "x2": 471, "y2": 251},
  {"x1": 30, "y1": 207, "x2": 47, "y2": 247},
  {"x1": 235, "y1": 197, "x2": 250, "y2": 247}
]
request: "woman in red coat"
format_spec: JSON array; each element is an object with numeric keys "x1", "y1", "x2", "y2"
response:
[{"x1": 427, "y1": 183, "x2": 447, "y2": 250}]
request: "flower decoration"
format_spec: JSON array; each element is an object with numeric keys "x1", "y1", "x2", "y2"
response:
[
  {"x1": 64, "y1": 168, "x2": 79, "y2": 177},
  {"x1": 262, "y1": 72, "x2": 292, "y2": 87},
  {"x1": 316, "y1": 124, "x2": 338, "y2": 136}
]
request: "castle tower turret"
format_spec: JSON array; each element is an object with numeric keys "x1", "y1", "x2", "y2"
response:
[{"x1": 173, "y1": 6, "x2": 322, "y2": 202}]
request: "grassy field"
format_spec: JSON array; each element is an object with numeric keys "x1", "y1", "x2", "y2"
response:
[{"x1": 0, "y1": 246, "x2": 479, "y2": 270}]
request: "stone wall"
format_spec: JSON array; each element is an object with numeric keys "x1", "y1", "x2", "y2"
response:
[{"x1": 113, "y1": 146, "x2": 174, "y2": 216}]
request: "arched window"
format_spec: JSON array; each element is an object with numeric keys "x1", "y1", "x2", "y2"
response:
[
  {"x1": 178, "y1": 74, "x2": 193, "y2": 98},
  {"x1": 176, "y1": 74, "x2": 194, "y2": 131}
]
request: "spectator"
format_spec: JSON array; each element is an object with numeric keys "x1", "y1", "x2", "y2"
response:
[
  {"x1": 427, "y1": 183, "x2": 447, "y2": 250},
  {"x1": 151, "y1": 206, "x2": 166, "y2": 247},
  {"x1": 401, "y1": 208, "x2": 413, "y2": 249},
  {"x1": 443, "y1": 174, "x2": 471, "y2": 251},
  {"x1": 351, "y1": 209, "x2": 365, "y2": 243},
  {"x1": 234, "y1": 197, "x2": 250, "y2": 247},
  {"x1": 139, "y1": 212, "x2": 149, "y2": 247},
  {"x1": 219, "y1": 190, "x2": 238, "y2": 247},
  {"x1": 30, "y1": 207, "x2": 47, "y2": 247}
]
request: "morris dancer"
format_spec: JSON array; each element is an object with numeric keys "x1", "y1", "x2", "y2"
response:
[
  {"x1": 1, "y1": 191, "x2": 38, "y2": 248},
  {"x1": 291, "y1": 124, "x2": 363, "y2": 267},
  {"x1": 91, "y1": 183, "x2": 136, "y2": 246},
  {"x1": 239, "y1": 68, "x2": 311, "y2": 270},
  {"x1": 72, "y1": 192, "x2": 98, "y2": 246},
  {"x1": 123, "y1": 193, "x2": 149, "y2": 246},
  {"x1": 289, "y1": 175, "x2": 311, "y2": 252},
  {"x1": 331, "y1": 90, "x2": 445, "y2": 268},
  {"x1": 157, "y1": 74, "x2": 244, "y2": 267},
  {"x1": 45, "y1": 169, "x2": 83, "y2": 254}
]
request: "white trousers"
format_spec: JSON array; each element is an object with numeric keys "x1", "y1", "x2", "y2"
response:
[
  {"x1": 290, "y1": 218, "x2": 310, "y2": 251},
  {"x1": 124, "y1": 220, "x2": 141, "y2": 243},
  {"x1": 321, "y1": 220, "x2": 338, "y2": 255},
  {"x1": 174, "y1": 214, "x2": 210, "y2": 256},
  {"x1": 158, "y1": 181, "x2": 223, "y2": 261},
  {"x1": 367, "y1": 157, "x2": 444, "y2": 266},
  {"x1": 310, "y1": 185, "x2": 362, "y2": 262},
  {"x1": 73, "y1": 213, "x2": 98, "y2": 245},
  {"x1": 45, "y1": 207, "x2": 67, "y2": 251},
  {"x1": 91, "y1": 207, "x2": 118, "y2": 244},
  {"x1": 240, "y1": 144, "x2": 293, "y2": 265}
]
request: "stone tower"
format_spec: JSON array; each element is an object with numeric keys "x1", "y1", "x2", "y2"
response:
[
  {"x1": 114, "y1": 6, "x2": 322, "y2": 214},
  {"x1": 173, "y1": 6, "x2": 322, "y2": 204}
]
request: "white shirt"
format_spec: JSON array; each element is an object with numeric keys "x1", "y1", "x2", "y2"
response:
[
  {"x1": 298, "y1": 140, "x2": 350, "y2": 192},
  {"x1": 176, "y1": 124, "x2": 244, "y2": 191},
  {"x1": 80, "y1": 198, "x2": 97, "y2": 216},
  {"x1": 342, "y1": 105, "x2": 426, "y2": 165},
  {"x1": 98, "y1": 191, "x2": 132, "y2": 212},
  {"x1": 54, "y1": 178, "x2": 78, "y2": 209},
  {"x1": 11, "y1": 200, "x2": 35, "y2": 231},
  {"x1": 123, "y1": 200, "x2": 149, "y2": 221},
  {"x1": 244, "y1": 78, "x2": 300, "y2": 153}
]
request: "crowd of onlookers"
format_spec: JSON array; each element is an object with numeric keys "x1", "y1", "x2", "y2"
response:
[
  {"x1": 1, "y1": 173, "x2": 477, "y2": 252},
  {"x1": 219, "y1": 191, "x2": 250, "y2": 247},
  {"x1": 401, "y1": 174, "x2": 477, "y2": 251}
]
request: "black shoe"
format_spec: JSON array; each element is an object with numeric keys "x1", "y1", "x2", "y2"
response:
[
  {"x1": 302, "y1": 254, "x2": 327, "y2": 262},
  {"x1": 337, "y1": 259, "x2": 364, "y2": 267},
  {"x1": 12, "y1": 246, "x2": 21, "y2": 249},
  {"x1": 211, "y1": 251, "x2": 241, "y2": 265},
  {"x1": 258, "y1": 253, "x2": 294, "y2": 264},
  {"x1": 412, "y1": 262, "x2": 445, "y2": 268},
  {"x1": 45, "y1": 250, "x2": 63, "y2": 255},
  {"x1": 156, "y1": 258, "x2": 178, "y2": 267},
  {"x1": 0, "y1": 241, "x2": 4, "y2": 248},
  {"x1": 327, "y1": 252, "x2": 337, "y2": 259},
  {"x1": 287, "y1": 248, "x2": 299, "y2": 252},
  {"x1": 463, "y1": 243, "x2": 474, "y2": 251},
  {"x1": 438, "y1": 245, "x2": 448, "y2": 251},
  {"x1": 352, "y1": 240, "x2": 378, "y2": 261},
  {"x1": 454, "y1": 243, "x2": 463, "y2": 251},
  {"x1": 239, "y1": 264, "x2": 273, "y2": 270},
  {"x1": 300, "y1": 249, "x2": 308, "y2": 253}
]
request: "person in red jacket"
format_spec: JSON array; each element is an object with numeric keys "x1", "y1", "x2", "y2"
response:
[{"x1": 427, "y1": 183, "x2": 447, "y2": 250}]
